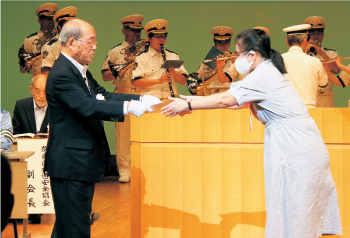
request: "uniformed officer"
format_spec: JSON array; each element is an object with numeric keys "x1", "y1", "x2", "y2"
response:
[
  {"x1": 282, "y1": 24, "x2": 331, "y2": 108},
  {"x1": 41, "y1": 6, "x2": 78, "y2": 74},
  {"x1": 132, "y1": 19, "x2": 188, "y2": 99},
  {"x1": 303, "y1": 16, "x2": 341, "y2": 107},
  {"x1": 196, "y1": 26, "x2": 234, "y2": 95},
  {"x1": 19, "y1": 3, "x2": 58, "y2": 75},
  {"x1": 101, "y1": 15, "x2": 146, "y2": 183}
]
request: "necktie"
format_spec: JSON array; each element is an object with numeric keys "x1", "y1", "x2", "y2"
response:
[
  {"x1": 84, "y1": 76, "x2": 104, "y2": 127},
  {"x1": 84, "y1": 77, "x2": 91, "y2": 94}
]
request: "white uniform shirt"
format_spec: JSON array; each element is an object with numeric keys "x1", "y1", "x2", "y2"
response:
[
  {"x1": 41, "y1": 37, "x2": 61, "y2": 71},
  {"x1": 282, "y1": 46, "x2": 328, "y2": 108},
  {"x1": 33, "y1": 99, "x2": 48, "y2": 133},
  {"x1": 132, "y1": 46, "x2": 188, "y2": 98}
]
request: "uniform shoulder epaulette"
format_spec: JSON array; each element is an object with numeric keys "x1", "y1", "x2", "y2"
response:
[
  {"x1": 110, "y1": 43, "x2": 122, "y2": 50},
  {"x1": 166, "y1": 49, "x2": 178, "y2": 55},
  {"x1": 26, "y1": 32, "x2": 38, "y2": 38},
  {"x1": 48, "y1": 38, "x2": 58, "y2": 46},
  {"x1": 323, "y1": 47, "x2": 336, "y2": 52}
]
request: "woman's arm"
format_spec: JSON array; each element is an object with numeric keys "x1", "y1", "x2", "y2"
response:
[{"x1": 162, "y1": 91, "x2": 238, "y2": 117}]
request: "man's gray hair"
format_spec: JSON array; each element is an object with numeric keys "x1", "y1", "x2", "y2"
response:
[
  {"x1": 59, "y1": 20, "x2": 84, "y2": 46},
  {"x1": 287, "y1": 33, "x2": 308, "y2": 46},
  {"x1": 31, "y1": 74, "x2": 47, "y2": 86}
]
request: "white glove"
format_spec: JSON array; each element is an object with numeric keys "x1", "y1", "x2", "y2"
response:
[
  {"x1": 141, "y1": 95, "x2": 161, "y2": 105},
  {"x1": 96, "y1": 93, "x2": 105, "y2": 100},
  {"x1": 127, "y1": 100, "x2": 153, "y2": 117}
]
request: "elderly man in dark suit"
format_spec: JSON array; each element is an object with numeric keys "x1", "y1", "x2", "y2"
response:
[
  {"x1": 45, "y1": 18, "x2": 159, "y2": 238},
  {"x1": 12, "y1": 73, "x2": 49, "y2": 224},
  {"x1": 13, "y1": 74, "x2": 49, "y2": 135}
]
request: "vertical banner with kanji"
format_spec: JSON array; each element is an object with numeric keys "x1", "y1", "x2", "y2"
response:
[{"x1": 17, "y1": 139, "x2": 55, "y2": 214}]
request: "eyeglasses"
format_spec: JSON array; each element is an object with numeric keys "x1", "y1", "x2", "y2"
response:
[
  {"x1": 74, "y1": 38, "x2": 98, "y2": 46},
  {"x1": 33, "y1": 90, "x2": 45, "y2": 96},
  {"x1": 234, "y1": 50, "x2": 250, "y2": 56}
]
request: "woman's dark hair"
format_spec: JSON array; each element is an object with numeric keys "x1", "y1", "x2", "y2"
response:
[{"x1": 235, "y1": 29, "x2": 287, "y2": 74}]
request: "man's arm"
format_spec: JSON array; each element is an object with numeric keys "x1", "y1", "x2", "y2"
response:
[
  {"x1": 1, "y1": 110, "x2": 13, "y2": 151},
  {"x1": 101, "y1": 48, "x2": 120, "y2": 82},
  {"x1": 339, "y1": 64, "x2": 350, "y2": 87},
  {"x1": 168, "y1": 68, "x2": 186, "y2": 85},
  {"x1": 132, "y1": 74, "x2": 173, "y2": 87},
  {"x1": 89, "y1": 72, "x2": 140, "y2": 102},
  {"x1": 217, "y1": 59, "x2": 236, "y2": 83},
  {"x1": 52, "y1": 72, "x2": 127, "y2": 120},
  {"x1": 102, "y1": 70, "x2": 115, "y2": 82},
  {"x1": 318, "y1": 48, "x2": 340, "y2": 74},
  {"x1": 324, "y1": 63, "x2": 344, "y2": 87}
]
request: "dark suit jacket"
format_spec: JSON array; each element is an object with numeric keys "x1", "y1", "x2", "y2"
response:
[
  {"x1": 45, "y1": 53, "x2": 140, "y2": 182},
  {"x1": 12, "y1": 97, "x2": 49, "y2": 135}
]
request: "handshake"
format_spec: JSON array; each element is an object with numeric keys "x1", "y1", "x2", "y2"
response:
[{"x1": 127, "y1": 95, "x2": 161, "y2": 117}]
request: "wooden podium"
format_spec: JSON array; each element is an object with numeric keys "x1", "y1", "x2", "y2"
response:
[
  {"x1": 130, "y1": 108, "x2": 350, "y2": 238},
  {"x1": 7, "y1": 151, "x2": 35, "y2": 238}
]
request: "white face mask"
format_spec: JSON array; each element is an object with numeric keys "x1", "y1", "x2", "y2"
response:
[{"x1": 235, "y1": 51, "x2": 254, "y2": 75}]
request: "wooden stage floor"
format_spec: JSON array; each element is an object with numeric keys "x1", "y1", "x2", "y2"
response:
[
  {"x1": 2, "y1": 175, "x2": 343, "y2": 238},
  {"x1": 2, "y1": 175, "x2": 131, "y2": 238}
]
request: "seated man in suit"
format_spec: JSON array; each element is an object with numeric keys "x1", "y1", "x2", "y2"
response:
[
  {"x1": 13, "y1": 74, "x2": 49, "y2": 135},
  {"x1": 12, "y1": 73, "x2": 48, "y2": 224}
]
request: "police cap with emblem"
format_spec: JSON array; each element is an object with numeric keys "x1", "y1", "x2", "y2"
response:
[
  {"x1": 283, "y1": 24, "x2": 311, "y2": 35},
  {"x1": 53, "y1": 6, "x2": 77, "y2": 23},
  {"x1": 35, "y1": 3, "x2": 58, "y2": 18},
  {"x1": 303, "y1": 16, "x2": 326, "y2": 30},
  {"x1": 211, "y1": 26, "x2": 234, "y2": 41},
  {"x1": 144, "y1": 19, "x2": 168, "y2": 35},
  {"x1": 121, "y1": 14, "x2": 144, "y2": 30},
  {"x1": 253, "y1": 26, "x2": 270, "y2": 36}
]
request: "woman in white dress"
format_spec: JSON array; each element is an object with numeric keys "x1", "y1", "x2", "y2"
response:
[{"x1": 161, "y1": 29, "x2": 342, "y2": 238}]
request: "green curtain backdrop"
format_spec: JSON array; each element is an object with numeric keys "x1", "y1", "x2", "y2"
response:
[{"x1": 2, "y1": 1, "x2": 349, "y2": 154}]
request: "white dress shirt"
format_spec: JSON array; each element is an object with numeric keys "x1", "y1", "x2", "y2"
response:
[
  {"x1": 33, "y1": 99, "x2": 48, "y2": 133},
  {"x1": 132, "y1": 46, "x2": 188, "y2": 98},
  {"x1": 61, "y1": 52, "x2": 130, "y2": 115}
]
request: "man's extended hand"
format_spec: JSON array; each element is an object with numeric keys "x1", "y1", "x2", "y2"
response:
[
  {"x1": 141, "y1": 95, "x2": 161, "y2": 105},
  {"x1": 127, "y1": 100, "x2": 153, "y2": 117}
]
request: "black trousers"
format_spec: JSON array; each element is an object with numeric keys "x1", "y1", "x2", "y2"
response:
[{"x1": 50, "y1": 177, "x2": 94, "y2": 238}]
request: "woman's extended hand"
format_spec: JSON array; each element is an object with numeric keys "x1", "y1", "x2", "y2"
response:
[{"x1": 161, "y1": 97, "x2": 188, "y2": 117}]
